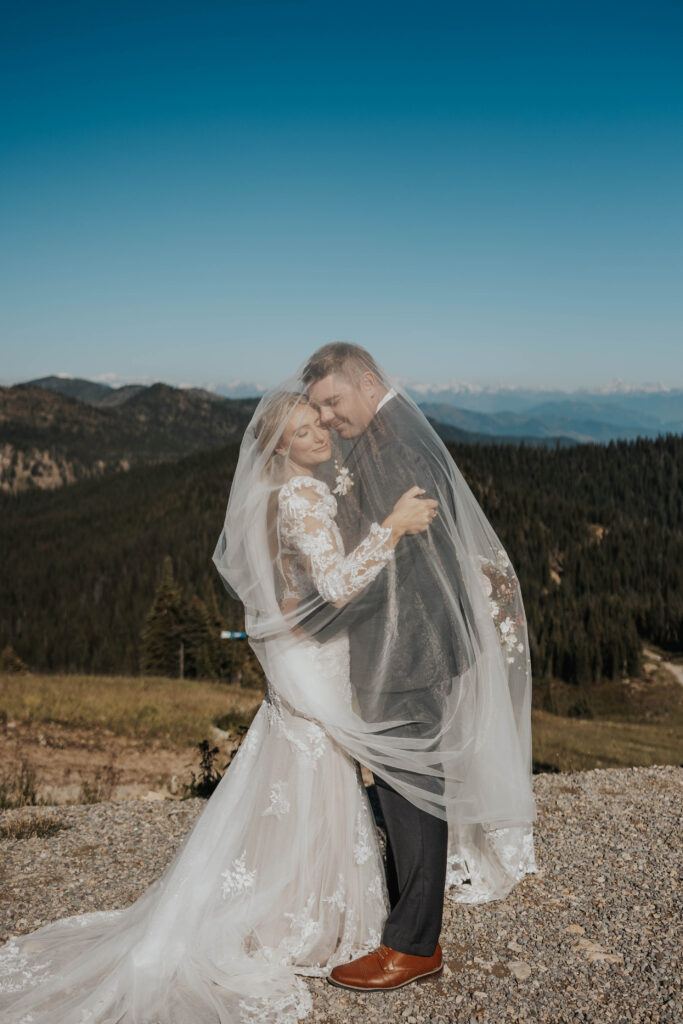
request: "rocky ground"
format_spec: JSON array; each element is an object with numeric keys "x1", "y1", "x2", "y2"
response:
[{"x1": 0, "y1": 764, "x2": 680, "y2": 1023}]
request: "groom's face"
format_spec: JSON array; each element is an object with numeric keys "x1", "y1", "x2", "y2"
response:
[{"x1": 307, "y1": 371, "x2": 378, "y2": 439}]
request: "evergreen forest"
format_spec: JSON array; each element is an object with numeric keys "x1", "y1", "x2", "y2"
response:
[{"x1": 1, "y1": 433, "x2": 681, "y2": 694}]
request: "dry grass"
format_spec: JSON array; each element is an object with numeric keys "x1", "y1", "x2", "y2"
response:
[
  {"x1": 0, "y1": 759, "x2": 44, "y2": 809},
  {"x1": 533, "y1": 660, "x2": 683, "y2": 723},
  {"x1": 78, "y1": 762, "x2": 122, "y2": 805},
  {"x1": 531, "y1": 707, "x2": 683, "y2": 772},
  {"x1": 530, "y1": 652, "x2": 683, "y2": 771},
  {"x1": 0, "y1": 809, "x2": 72, "y2": 840},
  {"x1": 0, "y1": 672, "x2": 263, "y2": 748},
  {"x1": 2, "y1": 665, "x2": 682, "y2": 784}
]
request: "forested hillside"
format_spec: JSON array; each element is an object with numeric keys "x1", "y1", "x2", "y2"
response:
[
  {"x1": 0, "y1": 384, "x2": 258, "y2": 494},
  {"x1": 1, "y1": 433, "x2": 681, "y2": 691}
]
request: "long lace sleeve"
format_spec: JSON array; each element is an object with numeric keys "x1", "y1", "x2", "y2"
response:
[{"x1": 278, "y1": 476, "x2": 395, "y2": 607}]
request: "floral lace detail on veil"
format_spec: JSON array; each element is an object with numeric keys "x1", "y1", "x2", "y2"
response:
[
  {"x1": 0, "y1": 937, "x2": 54, "y2": 996},
  {"x1": 476, "y1": 548, "x2": 526, "y2": 664},
  {"x1": 238, "y1": 985, "x2": 312, "y2": 1024},
  {"x1": 446, "y1": 822, "x2": 538, "y2": 904}
]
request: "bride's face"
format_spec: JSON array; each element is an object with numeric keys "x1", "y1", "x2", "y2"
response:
[{"x1": 277, "y1": 402, "x2": 332, "y2": 470}]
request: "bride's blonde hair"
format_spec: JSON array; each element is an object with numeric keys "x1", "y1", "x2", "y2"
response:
[
  {"x1": 254, "y1": 390, "x2": 310, "y2": 472},
  {"x1": 254, "y1": 390, "x2": 311, "y2": 567}
]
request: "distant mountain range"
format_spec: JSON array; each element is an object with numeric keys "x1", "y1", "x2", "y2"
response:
[
  {"x1": 1, "y1": 373, "x2": 679, "y2": 494},
  {"x1": 403, "y1": 381, "x2": 683, "y2": 444},
  {"x1": 215, "y1": 377, "x2": 683, "y2": 444}
]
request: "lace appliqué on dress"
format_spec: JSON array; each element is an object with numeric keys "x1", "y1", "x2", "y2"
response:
[
  {"x1": 221, "y1": 850, "x2": 256, "y2": 898},
  {"x1": 263, "y1": 685, "x2": 329, "y2": 765},
  {"x1": 262, "y1": 781, "x2": 291, "y2": 819},
  {"x1": 282, "y1": 894, "x2": 321, "y2": 959},
  {"x1": 322, "y1": 873, "x2": 346, "y2": 913},
  {"x1": 237, "y1": 720, "x2": 263, "y2": 758},
  {"x1": 278, "y1": 476, "x2": 394, "y2": 607},
  {"x1": 353, "y1": 810, "x2": 373, "y2": 865},
  {"x1": 367, "y1": 874, "x2": 385, "y2": 903}
]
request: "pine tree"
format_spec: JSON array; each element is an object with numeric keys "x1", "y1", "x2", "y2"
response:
[
  {"x1": 140, "y1": 555, "x2": 185, "y2": 677},
  {"x1": 202, "y1": 578, "x2": 225, "y2": 677},
  {"x1": 0, "y1": 644, "x2": 29, "y2": 673},
  {"x1": 180, "y1": 590, "x2": 218, "y2": 680}
]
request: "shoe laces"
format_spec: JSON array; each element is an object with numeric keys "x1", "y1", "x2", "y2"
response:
[{"x1": 375, "y1": 944, "x2": 392, "y2": 966}]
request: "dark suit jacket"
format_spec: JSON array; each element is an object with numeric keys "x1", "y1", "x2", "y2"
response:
[{"x1": 298, "y1": 392, "x2": 477, "y2": 721}]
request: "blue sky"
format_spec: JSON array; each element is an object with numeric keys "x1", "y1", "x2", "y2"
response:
[{"x1": 2, "y1": 0, "x2": 682, "y2": 391}]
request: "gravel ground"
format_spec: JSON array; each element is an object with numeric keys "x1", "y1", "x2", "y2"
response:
[{"x1": 0, "y1": 764, "x2": 680, "y2": 1023}]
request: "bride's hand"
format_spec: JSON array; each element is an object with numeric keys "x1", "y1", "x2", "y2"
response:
[{"x1": 382, "y1": 485, "x2": 439, "y2": 543}]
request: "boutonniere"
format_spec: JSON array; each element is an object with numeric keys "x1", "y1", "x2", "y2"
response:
[{"x1": 332, "y1": 459, "x2": 354, "y2": 496}]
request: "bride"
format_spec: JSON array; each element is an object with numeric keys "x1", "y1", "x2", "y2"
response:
[{"x1": 0, "y1": 392, "x2": 442, "y2": 1023}]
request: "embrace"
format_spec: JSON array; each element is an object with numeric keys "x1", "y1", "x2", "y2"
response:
[{"x1": 0, "y1": 344, "x2": 538, "y2": 1024}]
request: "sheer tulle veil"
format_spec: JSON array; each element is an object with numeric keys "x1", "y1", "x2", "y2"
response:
[
  {"x1": 212, "y1": 345, "x2": 538, "y2": 900},
  {"x1": 0, "y1": 344, "x2": 537, "y2": 1024}
]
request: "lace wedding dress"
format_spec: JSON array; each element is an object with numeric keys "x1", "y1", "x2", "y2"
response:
[{"x1": 0, "y1": 476, "x2": 397, "y2": 1024}]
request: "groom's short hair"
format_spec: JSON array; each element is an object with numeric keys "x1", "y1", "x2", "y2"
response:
[{"x1": 302, "y1": 342, "x2": 388, "y2": 388}]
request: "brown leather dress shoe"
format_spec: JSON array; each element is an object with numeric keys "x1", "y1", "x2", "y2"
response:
[{"x1": 327, "y1": 942, "x2": 443, "y2": 991}]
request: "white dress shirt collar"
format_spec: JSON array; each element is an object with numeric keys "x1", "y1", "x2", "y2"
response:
[{"x1": 375, "y1": 387, "x2": 396, "y2": 413}]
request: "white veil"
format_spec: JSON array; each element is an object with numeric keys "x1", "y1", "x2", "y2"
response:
[
  {"x1": 0, "y1": 345, "x2": 538, "y2": 1024},
  {"x1": 212, "y1": 345, "x2": 538, "y2": 901}
]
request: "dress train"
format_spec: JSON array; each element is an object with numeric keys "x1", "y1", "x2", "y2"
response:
[{"x1": 0, "y1": 661, "x2": 389, "y2": 1024}]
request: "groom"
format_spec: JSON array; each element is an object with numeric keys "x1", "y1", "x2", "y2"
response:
[{"x1": 301, "y1": 342, "x2": 474, "y2": 991}]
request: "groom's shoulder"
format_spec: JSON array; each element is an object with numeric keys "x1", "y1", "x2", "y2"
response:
[
  {"x1": 374, "y1": 394, "x2": 433, "y2": 452},
  {"x1": 375, "y1": 401, "x2": 453, "y2": 483},
  {"x1": 380, "y1": 390, "x2": 424, "y2": 427}
]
